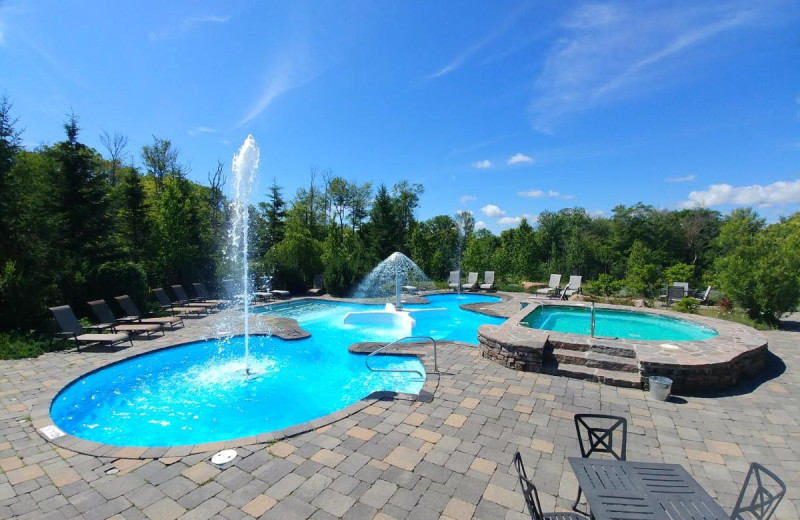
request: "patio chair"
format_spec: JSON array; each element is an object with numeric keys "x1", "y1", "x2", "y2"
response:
[
  {"x1": 480, "y1": 271, "x2": 495, "y2": 292},
  {"x1": 114, "y1": 295, "x2": 184, "y2": 330},
  {"x1": 192, "y1": 283, "x2": 227, "y2": 305},
  {"x1": 730, "y1": 463, "x2": 786, "y2": 520},
  {"x1": 562, "y1": 276, "x2": 582, "y2": 299},
  {"x1": 87, "y1": 300, "x2": 164, "y2": 338},
  {"x1": 448, "y1": 270, "x2": 461, "y2": 291},
  {"x1": 49, "y1": 305, "x2": 132, "y2": 352},
  {"x1": 513, "y1": 452, "x2": 587, "y2": 520},
  {"x1": 673, "y1": 282, "x2": 689, "y2": 297},
  {"x1": 572, "y1": 414, "x2": 628, "y2": 512},
  {"x1": 462, "y1": 272, "x2": 479, "y2": 291},
  {"x1": 307, "y1": 274, "x2": 325, "y2": 296},
  {"x1": 666, "y1": 285, "x2": 685, "y2": 306},
  {"x1": 152, "y1": 288, "x2": 207, "y2": 316},
  {"x1": 170, "y1": 285, "x2": 219, "y2": 311},
  {"x1": 692, "y1": 285, "x2": 712, "y2": 306},
  {"x1": 536, "y1": 274, "x2": 562, "y2": 297}
]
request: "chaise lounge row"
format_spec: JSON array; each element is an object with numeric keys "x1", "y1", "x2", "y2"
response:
[{"x1": 448, "y1": 270, "x2": 496, "y2": 292}]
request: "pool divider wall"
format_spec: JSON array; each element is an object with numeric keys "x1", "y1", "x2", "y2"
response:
[{"x1": 477, "y1": 300, "x2": 769, "y2": 393}]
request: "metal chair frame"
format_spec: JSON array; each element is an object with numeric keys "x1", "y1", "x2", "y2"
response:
[
  {"x1": 573, "y1": 414, "x2": 628, "y2": 512},
  {"x1": 513, "y1": 452, "x2": 586, "y2": 520},
  {"x1": 730, "y1": 463, "x2": 786, "y2": 520}
]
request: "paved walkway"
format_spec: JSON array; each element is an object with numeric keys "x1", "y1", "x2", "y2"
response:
[{"x1": 0, "y1": 298, "x2": 797, "y2": 519}]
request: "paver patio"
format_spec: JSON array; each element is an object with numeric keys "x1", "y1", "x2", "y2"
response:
[{"x1": 0, "y1": 294, "x2": 797, "y2": 519}]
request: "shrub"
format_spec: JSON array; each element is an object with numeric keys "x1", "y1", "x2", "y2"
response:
[
  {"x1": 0, "y1": 330, "x2": 57, "y2": 359},
  {"x1": 323, "y1": 253, "x2": 356, "y2": 297},
  {"x1": 586, "y1": 273, "x2": 623, "y2": 297},
  {"x1": 674, "y1": 297, "x2": 698, "y2": 314},
  {"x1": 663, "y1": 263, "x2": 694, "y2": 285},
  {"x1": 716, "y1": 296, "x2": 734, "y2": 313},
  {"x1": 90, "y1": 261, "x2": 148, "y2": 309}
]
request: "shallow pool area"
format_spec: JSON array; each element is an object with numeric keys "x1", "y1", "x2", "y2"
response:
[
  {"x1": 50, "y1": 293, "x2": 505, "y2": 447},
  {"x1": 522, "y1": 305, "x2": 718, "y2": 341}
]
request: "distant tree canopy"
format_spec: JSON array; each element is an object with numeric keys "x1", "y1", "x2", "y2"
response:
[{"x1": 0, "y1": 96, "x2": 797, "y2": 330}]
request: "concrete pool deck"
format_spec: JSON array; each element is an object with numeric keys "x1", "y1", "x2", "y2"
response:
[{"x1": 0, "y1": 292, "x2": 797, "y2": 519}]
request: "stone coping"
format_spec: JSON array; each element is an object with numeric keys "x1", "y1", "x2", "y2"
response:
[
  {"x1": 31, "y1": 329, "x2": 438, "y2": 460},
  {"x1": 479, "y1": 299, "x2": 769, "y2": 391}
]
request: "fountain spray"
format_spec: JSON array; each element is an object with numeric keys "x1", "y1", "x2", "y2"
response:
[{"x1": 231, "y1": 136, "x2": 260, "y2": 375}]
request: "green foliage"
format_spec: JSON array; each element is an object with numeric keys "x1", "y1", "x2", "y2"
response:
[
  {"x1": 663, "y1": 263, "x2": 694, "y2": 285},
  {"x1": 264, "y1": 210, "x2": 323, "y2": 292},
  {"x1": 585, "y1": 273, "x2": 623, "y2": 297},
  {"x1": 0, "y1": 330, "x2": 59, "y2": 359},
  {"x1": 714, "y1": 214, "x2": 800, "y2": 324},
  {"x1": 91, "y1": 261, "x2": 148, "y2": 308},
  {"x1": 624, "y1": 240, "x2": 660, "y2": 297},
  {"x1": 674, "y1": 297, "x2": 698, "y2": 314}
]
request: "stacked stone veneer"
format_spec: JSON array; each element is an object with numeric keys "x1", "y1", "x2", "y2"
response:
[{"x1": 477, "y1": 301, "x2": 769, "y2": 393}]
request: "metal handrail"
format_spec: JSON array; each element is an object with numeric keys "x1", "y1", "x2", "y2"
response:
[
  {"x1": 591, "y1": 302, "x2": 596, "y2": 338},
  {"x1": 365, "y1": 335, "x2": 438, "y2": 378}
]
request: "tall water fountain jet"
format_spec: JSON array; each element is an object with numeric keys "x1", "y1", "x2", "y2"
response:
[{"x1": 229, "y1": 136, "x2": 260, "y2": 375}]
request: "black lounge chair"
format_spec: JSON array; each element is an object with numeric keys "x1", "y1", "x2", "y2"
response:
[
  {"x1": 49, "y1": 305, "x2": 132, "y2": 352},
  {"x1": 513, "y1": 452, "x2": 587, "y2": 520},
  {"x1": 170, "y1": 285, "x2": 219, "y2": 311},
  {"x1": 192, "y1": 282, "x2": 227, "y2": 305},
  {"x1": 87, "y1": 300, "x2": 164, "y2": 338},
  {"x1": 307, "y1": 274, "x2": 325, "y2": 296},
  {"x1": 114, "y1": 295, "x2": 184, "y2": 330},
  {"x1": 152, "y1": 288, "x2": 206, "y2": 316}
]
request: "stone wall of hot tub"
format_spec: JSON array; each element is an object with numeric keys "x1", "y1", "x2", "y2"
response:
[{"x1": 477, "y1": 301, "x2": 770, "y2": 393}]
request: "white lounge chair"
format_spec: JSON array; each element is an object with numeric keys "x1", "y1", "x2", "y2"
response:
[
  {"x1": 692, "y1": 285, "x2": 712, "y2": 305},
  {"x1": 448, "y1": 270, "x2": 461, "y2": 291},
  {"x1": 480, "y1": 271, "x2": 495, "y2": 292},
  {"x1": 462, "y1": 272, "x2": 479, "y2": 291},
  {"x1": 535, "y1": 274, "x2": 562, "y2": 297},
  {"x1": 561, "y1": 275, "x2": 582, "y2": 299}
]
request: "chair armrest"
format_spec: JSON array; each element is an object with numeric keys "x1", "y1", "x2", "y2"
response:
[
  {"x1": 54, "y1": 331, "x2": 77, "y2": 341},
  {"x1": 86, "y1": 323, "x2": 114, "y2": 332},
  {"x1": 118, "y1": 316, "x2": 141, "y2": 323}
]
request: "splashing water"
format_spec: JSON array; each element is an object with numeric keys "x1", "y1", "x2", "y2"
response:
[
  {"x1": 351, "y1": 252, "x2": 432, "y2": 308},
  {"x1": 229, "y1": 136, "x2": 260, "y2": 374}
]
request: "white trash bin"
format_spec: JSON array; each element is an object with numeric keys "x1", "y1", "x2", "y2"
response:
[{"x1": 648, "y1": 376, "x2": 672, "y2": 401}]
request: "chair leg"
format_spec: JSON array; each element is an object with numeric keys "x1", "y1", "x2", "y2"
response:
[{"x1": 572, "y1": 486, "x2": 583, "y2": 511}]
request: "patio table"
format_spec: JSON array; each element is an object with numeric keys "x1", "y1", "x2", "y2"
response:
[{"x1": 568, "y1": 458, "x2": 728, "y2": 520}]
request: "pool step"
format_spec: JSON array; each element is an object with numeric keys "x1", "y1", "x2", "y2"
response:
[
  {"x1": 547, "y1": 338, "x2": 636, "y2": 359},
  {"x1": 548, "y1": 348, "x2": 639, "y2": 373},
  {"x1": 541, "y1": 360, "x2": 643, "y2": 388}
]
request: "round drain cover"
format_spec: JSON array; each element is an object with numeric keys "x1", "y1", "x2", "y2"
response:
[{"x1": 211, "y1": 449, "x2": 237, "y2": 465}]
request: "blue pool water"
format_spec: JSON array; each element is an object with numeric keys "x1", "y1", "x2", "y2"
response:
[
  {"x1": 523, "y1": 305, "x2": 718, "y2": 341},
  {"x1": 51, "y1": 293, "x2": 503, "y2": 446}
]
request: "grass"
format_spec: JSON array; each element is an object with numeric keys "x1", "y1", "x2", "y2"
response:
[
  {"x1": 696, "y1": 308, "x2": 776, "y2": 331},
  {"x1": 0, "y1": 330, "x2": 71, "y2": 359}
]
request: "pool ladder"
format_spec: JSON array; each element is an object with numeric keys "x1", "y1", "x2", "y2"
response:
[{"x1": 365, "y1": 335, "x2": 438, "y2": 379}]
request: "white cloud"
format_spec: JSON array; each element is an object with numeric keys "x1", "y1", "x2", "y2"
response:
[
  {"x1": 472, "y1": 159, "x2": 493, "y2": 169},
  {"x1": 679, "y1": 179, "x2": 800, "y2": 208},
  {"x1": 518, "y1": 189, "x2": 573, "y2": 199},
  {"x1": 666, "y1": 174, "x2": 696, "y2": 183},
  {"x1": 149, "y1": 14, "x2": 231, "y2": 41},
  {"x1": 460, "y1": 195, "x2": 477, "y2": 204},
  {"x1": 481, "y1": 204, "x2": 505, "y2": 218},
  {"x1": 475, "y1": 221, "x2": 487, "y2": 230},
  {"x1": 188, "y1": 126, "x2": 217, "y2": 136},
  {"x1": 529, "y1": 3, "x2": 759, "y2": 132},
  {"x1": 508, "y1": 153, "x2": 534, "y2": 165},
  {"x1": 498, "y1": 213, "x2": 537, "y2": 226}
]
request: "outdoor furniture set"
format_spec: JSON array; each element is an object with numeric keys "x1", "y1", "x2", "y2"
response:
[{"x1": 514, "y1": 414, "x2": 786, "y2": 520}]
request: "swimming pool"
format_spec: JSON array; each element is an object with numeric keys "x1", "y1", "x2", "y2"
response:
[
  {"x1": 50, "y1": 293, "x2": 504, "y2": 447},
  {"x1": 522, "y1": 305, "x2": 718, "y2": 341}
]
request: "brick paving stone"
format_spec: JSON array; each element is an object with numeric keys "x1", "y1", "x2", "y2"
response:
[
  {"x1": 312, "y1": 488, "x2": 356, "y2": 517},
  {"x1": 181, "y1": 462, "x2": 221, "y2": 484},
  {"x1": 383, "y1": 446, "x2": 423, "y2": 471},
  {"x1": 241, "y1": 494, "x2": 277, "y2": 517},
  {"x1": 359, "y1": 479, "x2": 398, "y2": 509},
  {"x1": 442, "y1": 497, "x2": 477, "y2": 520},
  {"x1": 262, "y1": 496, "x2": 316, "y2": 520},
  {"x1": 310, "y1": 449, "x2": 346, "y2": 468},
  {"x1": 142, "y1": 497, "x2": 186, "y2": 520}
]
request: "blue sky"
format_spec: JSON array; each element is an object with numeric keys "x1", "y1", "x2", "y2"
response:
[{"x1": 2, "y1": 0, "x2": 799, "y2": 232}]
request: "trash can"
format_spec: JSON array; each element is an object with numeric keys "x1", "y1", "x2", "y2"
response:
[{"x1": 648, "y1": 376, "x2": 672, "y2": 401}]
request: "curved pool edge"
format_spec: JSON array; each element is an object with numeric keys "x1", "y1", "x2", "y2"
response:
[
  {"x1": 30, "y1": 332, "x2": 439, "y2": 460},
  {"x1": 478, "y1": 300, "x2": 769, "y2": 393}
]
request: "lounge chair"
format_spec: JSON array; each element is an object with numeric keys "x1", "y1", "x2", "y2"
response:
[
  {"x1": 665, "y1": 285, "x2": 684, "y2": 306},
  {"x1": 49, "y1": 305, "x2": 131, "y2": 352},
  {"x1": 192, "y1": 283, "x2": 227, "y2": 306},
  {"x1": 254, "y1": 277, "x2": 274, "y2": 302},
  {"x1": 114, "y1": 295, "x2": 184, "y2": 330},
  {"x1": 170, "y1": 285, "x2": 219, "y2": 311},
  {"x1": 480, "y1": 271, "x2": 495, "y2": 292},
  {"x1": 673, "y1": 282, "x2": 689, "y2": 297},
  {"x1": 561, "y1": 275, "x2": 582, "y2": 299},
  {"x1": 692, "y1": 285, "x2": 712, "y2": 305},
  {"x1": 87, "y1": 300, "x2": 164, "y2": 337},
  {"x1": 307, "y1": 274, "x2": 325, "y2": 296},
  {"x1": 535, "y1": 274, "x2": 561, "y2": 297},
  {"x1": 462, "y1": 272, "x2": 479, "y2": 291},
  {"x1": 152, "y1": 288, "x2": 207, "y2": 316},
  {"x1": 447, "y1": 270, "x2": 461, "y2": 291}
]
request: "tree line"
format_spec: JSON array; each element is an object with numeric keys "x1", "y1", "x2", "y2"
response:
[{"x1": 1, "y1": 96, "x2": 798, "y2": 339}]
